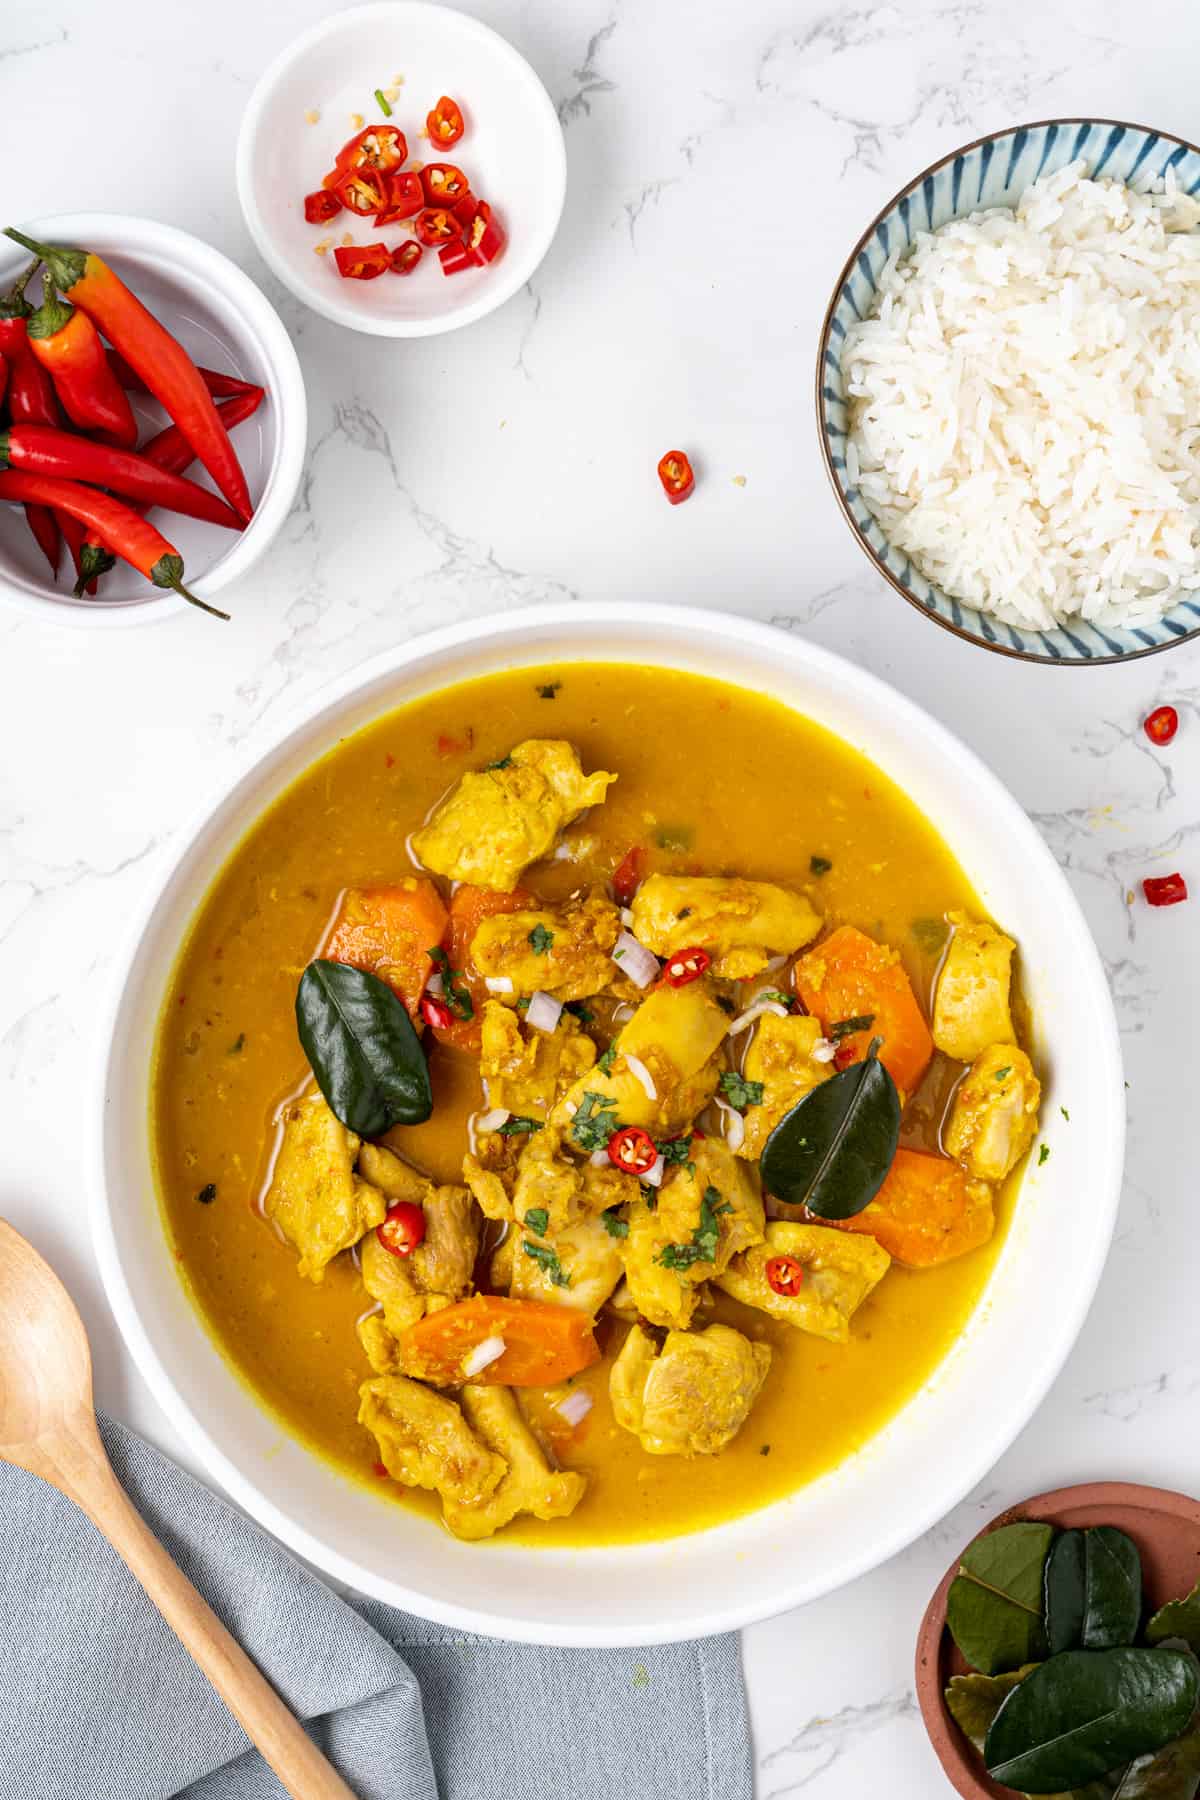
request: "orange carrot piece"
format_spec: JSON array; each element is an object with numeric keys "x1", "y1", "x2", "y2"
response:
[
  {"x1": 821, "y1": 1147, "x2": 994, "y2": 1267},
  {"x1": 399, "y1": 1295, "x2": 600, "y2": 1387},
  {"x1": 794, "y1": 925, "x2": 933, "y2": 1095},
  {"x1": 325, "y1": 880, "x2": 448, "y2": 1019},
  {"x1": 433, "y1": 883, "x2": 533, "y2": 1051}
]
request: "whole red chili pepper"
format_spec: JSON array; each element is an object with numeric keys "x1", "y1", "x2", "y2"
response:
[
  {"x1": 0, "y1": 263, "x2": 63, "y2": 575},
  {"x1": 77, "y1": 387, "x2": 264, "y2": 590},
  {"x1": 0, "y1": 470, "x2": 228, "y2": 619},
  {"x1": 106, "y1": 349, "x2": 259, "y2": 400},
  {"x1": 0, "y1": 425, "x2": 245, "y2": 528},
  {"x1": 0, "y1": 351, "x2": 7, "y2": 412},
  {"x1": 26, "y1": 273, "x2": 138, "y2": 447},
  {"x1": 6, "y1": 230, "x2": 254, "y2": 524}
]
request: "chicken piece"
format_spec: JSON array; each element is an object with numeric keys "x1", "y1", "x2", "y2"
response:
[
  {"x1": 356, "y1": 1183, "x2": 478, "y2": 1370},
  {"x1": 441, "y1": 1385, "x2": 587, "y2": 1540},
  {"x1": 412, "y1": 740, "x2": 616, "y2": 891},
  {"x1": 480, "y1": 1001, "x2": 597, "y2": 1121},
  {"x1": 552, "y1": 981, "x2": 729, "y2": 1142},
  {"x1": 358, "y1": 1142, "x2": 428, "y2": 1203},
  {"x1": 410, "y1": 1185, "x2": 480, "y2": 1299},
  {"x1": 716, "y1": 1221, "x2": 890, "y2": 1344},
  {"x1": 360, "y1": 1227, "x2": 427, "y2": 1340},
  {"x1": 737, "y1": 1014, "x2": 833, "y2": 1159},
  {"x1": 358, "y1": 1374, "x2": 505, "y2": 1505},
  {"x1": 510, "y1": 1126, "x2": 587, "y2": 1236},
  {"x1": 462, "y1": 1152, "x2": 514, "y2": 1223},
  {"x1": 944, "y1": 1044, "x2": 1041, "y2": 1182},
  {"x1": 610, "y1": 1323, "x2": 771, "y2": 1457},
  {"x1": 932, "y1": 914, "x2": 1017, "y2": 1063},
  {"x1": 510, "y1": 1212, "x2": 625, "y2": 1317},
  {"x1": 630, "y1": 874, "x2": 822, "y2": 980},
  {"x1": 470, "y1": 890, "x2": 620, "y2": 1001},
  {"x1": 623, "y1": 1139, "x2": 765, "y2": 1329},
  {"x1": 264, "y1": 1091, "x2": 384, "y2": 1282}
]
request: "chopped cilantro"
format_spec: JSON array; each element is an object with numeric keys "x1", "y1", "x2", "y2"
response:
[
  {"x1": 196, "y1": 1182, "x2": 217, "y2": 1205},
  {"x1": 641, "y1": 1186, "x2": 658, "y2": 1210},
  {"x1": 715, "y1": 994, "x2": 735, "y2": 1016},
  {"x1": 830, "y1": 1013, "x2": 874, "y2": 1040},
  {"x1": 523, "y1": 1240, "x2": 570, "y2": 1286},
  {"x1": 497, "y1": 1116, "x2": 543, "y2": 1137},
  {"x1": 810, "y1": 855, "x2": 832, "y2": 876},
  {"x1": 570, "y1": 1091, "x2": 620, "y2": 1152},
  {"x1": 759, "y1": 1443, "x2": 771, "y2": 1457},
  {"x1": 427, "y1": 945, "x2": 474, "y2": 1020},
  {"x1": 994, "y1": 1065, "x2": 1013, "y2": 1081},
  {"x1": 759, "y1": 989, "x2": 792, "y2": 1009},
  {"x1": 911, "y1": 916, "x2": 948, "y2": 953},
  {"x1": 601, "y1": 1207, "x2": 629, "y2": 1240},
  {"x1": 486, "y1": 755, "x2": 513, "y2": 770},
  {"x1": 523, "y1": 1206, "x2": 550, "y2": 1237},
  {"x1": 228, "y1": 1033, "x2": 245, "y2": 1054},
  {"x1": 597, "y1": 1044, "x2": 618, "y2": 1074},
  {"x1": 374, "y1": 87, "x2": 392, "y2": 116},
  {"x1": 1038, "y1": 1144, "x2": 1050, "y2": 1166},
  {"x1": 528, "y1": 923, "x2": 555, "y2": 955},
  {"x1": 631, "y1": 1664, "x2": 650, "y2": 1690},
  {"x1": 719, "y1": 1070, "x2": 765, "y2": 1110},
  {"x1": 566, "y1": 1001, "x2": 594, "y2": 1024},
  {"x1": 656, "y1": 1136, "x2": 692, "y2": 1166},
  {"x1": 537, "y1": 681, "x2": 562, "y2": 699},
  {"x1": 657, "y1": 1185, "x2": 731, "y2": 1271},
  {"x1": 655, "y1": 824, "x2": 693, "y2": 853},
  {"x1": 1061, "y1": 1105, "x2": 1070, "y2": 1122}
]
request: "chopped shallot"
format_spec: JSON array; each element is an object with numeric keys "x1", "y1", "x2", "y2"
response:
[
  {"x1": 611, "y1": 930, "x2": 659, "y2": 989},
  {"x1": 623, "y1": 1052, "x2": 658, "y2": 1101},
  {"x1": 527, "y1": 990, "x2": 564, "y2": 1034},
  {"x1": 485, "y1": 975, "x2": 514, "y2": 994},
  {"x1": 721, "y1": 1105, "x2": 746, "y2": 1152},
  {"x1": 811, "y1": 1038, "x2": 837, "y2": 1063},
  {"x1": 619, "y1": 907, "x2": 635, "y2": 928},
  {"x1": 727, "y1": 998, "x2": 789, "y2": 1036},
  {"x1": 590, "y1": 1149, "x2": 611, "y2": 1168},
  {"x1": 475, "y1": 1108, "x2": 512, "y2": 1133},
  {"x1": 461, "y1": 1335, "x2": 507, "y2": 1377},
  {"x1": 640, "y1": 1153, "x2": 666, "y2": 1189},
  {"x1": 426, "y1": 970, "x2": 445, "y2": 997},
  {"x1": 555, "y1": 1389, "x2": 593, "y2": 1427}
]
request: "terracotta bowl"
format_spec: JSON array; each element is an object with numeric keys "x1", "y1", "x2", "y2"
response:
[{"x1": 916, "y1": 1482, "x2": 1200, "y2": 1799}]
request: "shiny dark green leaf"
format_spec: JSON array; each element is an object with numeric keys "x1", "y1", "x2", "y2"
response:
[
  {"x1": 759, "y1": 1038, "x2": 900, "y2": 1219},
  {"x1": 1113, "y1": 1696, "x2": 1200, "y2": 1798},
  {"x1": 1045, "y1": 1531, "x2": 1087, "y2": 1655},
  {"x1": 1082, "y1": 1528, "x2": 1143, "y2": 1650},
  {"x1": 945, "y1": 1522, "x2": 1054, "y2": 1675},
  {"x1": 945, "y1": 1668, "x2": 1034, "y2": 1753},
  {"x1": 1147, "y1": 1582, "x2": 1200, "y2": 1655},
  {"x1": 296, "y1": 959, "x2": 432, "y2": 1136},
  {"x1": 985, "y1": 1649, "x2": 1199, "y2": 1794}
]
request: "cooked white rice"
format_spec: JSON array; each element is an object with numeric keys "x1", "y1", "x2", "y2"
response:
[{"x1": 843, "y1": 160, "x2": 1200, "y2": 629}]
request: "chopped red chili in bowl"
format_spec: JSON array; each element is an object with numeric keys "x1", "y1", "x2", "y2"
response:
[
  {"x1": 333, "y1": 242, "x2": 391, "y2": 280},
  {"x1": 335, "y1": 170, "x2": 390, "y2": 217},
  {"x1": 304, "y1": 189, "x2": 343, "y2": 225},
  {"x1": 390, "y1": 242, "x2": 424, "y2": 276},
  {"x1": 428, "y1": 95, "x2": 466, "y2": 147},
  {"x1": 377, "y1": 1200, "x2": 427, "y2": 1258},
  {"x1": 375, "y1": 171, "x2": 424, "y2": 225},
  {"x1": 467, "y1": 202, "x2": 505, "y2": 265},
  {"x1": 1143, "y1": 872, "x2": 1188, "y2": 907},
  {"x1": 1144, "y1": 704, "x2": 1179, "y2": 746},
  {"x1": 657, "y1": 451, "x2": 695, "y2": 505},
  {"x1": 607, "y1": 1126, "x2": 659, "y2": 1176},
  {"x1": 337, "y1": 124, "x2": 408, "y2": 174},
  {"x1": 416, "y1": 207, "x2": 460, "y2": 247},
  {"x1": 663, "y1": 947, "x2": 711, "y2": 987},
  {"x1": 765, "y1": 1254, "x2": 805, "y2": 1298},
  {"x1": 421, "y1": 163, "x2": 471, "y2": 204},
  {"x1": 438, "y1": 238, "x2": 475, "y2": 276}
]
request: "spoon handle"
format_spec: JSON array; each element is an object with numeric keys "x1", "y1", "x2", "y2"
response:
[{"x1": 57, "y1": 1412, "x2": 359, "y2": 1800}]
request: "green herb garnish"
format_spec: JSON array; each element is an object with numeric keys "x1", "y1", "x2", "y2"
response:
[
  {"x1": 719, "y1": 1070, "x2": 765, "y2": 1110},
  {"x1": 497, "y1": 1116, "x2": 543, "y2": 1136},
  {"x1": 228, "y1": 1033, "x2": 246, "y2": 1054},
  {"x1": 523, "y1": 1206, "x2": 550, "y2": 1237},
  {"x1": 537, "y1": 681, "x2": 561, "y2": 699},
  {"x1": 597, "y1": 1044, "x2": 618, "y2": 1074},
  {"x1": 427, "y1": 945, "x2": 474, "y2": 1020},
  {"x1": 655, "y1": 824, "x2": 693, "y2": 853},
  {"x1": 570, "y1": 1091, "x2": 620, "y2": 1152},
  {"x1": 566, "y1": 1001, "x2": 594, "y2": 1024},
  {"x1": 523, "y1": 1240, "x2": 569, "y2": 1287},
  {"x1": 993, "y1": 1065, "x2": 1013, "y2": 1081},
  {"x1": 375, "y1": 87, "x2": 392, "y2": 115},
  {"x1": 528, "y1": 924, "x2": 555, "y2": 955},
  {"x1": 486, "y1": 756, "x2": 513, "y2": 770},
  {"x1": 655, "y1": 1136, "x2": 692, "y2": 1166},
  {"x1": 196, "y1": 1182, "x2": 217, "y2": 1205},
  {"x1": 657, "y1": 1185, "x2": 730, "y2": 1271},
  {"x1": 1038, "y1": 1144, "x2": 1050, "y2": 1166},
  {"x1": 829, "y1": 1014, "x2": 874, "y2": 1040},
  {"x1": 601, "y1": 1208, "x2": 629, "y2": 1239},
  {"x1": 810, "y1": 855, "x2": 832, "y2": 876},
  {"x1": 911, "y1": 916, "x2": 948, "y2": 953}
]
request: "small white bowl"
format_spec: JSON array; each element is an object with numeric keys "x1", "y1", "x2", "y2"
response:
[
  {"x1": 236, "y1": 2, "x2": 566, "y2": 338},
  {"x1": 0, "y1": 214, "x2": 306, "y2": 628}
]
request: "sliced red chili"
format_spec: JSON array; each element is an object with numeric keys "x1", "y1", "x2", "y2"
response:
[
  {"x1": 833, "y1": 1042, "x2": 858, "y2": 1070},
  {"x1": 1143, "y1": 873, "x2": 1188, "y2": 907},
  {"x1": 607, "y1": 1125, "x2": 659, "y2": 1176},
  {"x1": 333, "y1": 243, "x2": 391, "y2": 281},
  {"x1": 375, "y1": 170, "x2": 425, "y2": 224},
  {"x1": 420, "y1": 992, "x2": 455, "y2": 1028},
  {"x1": 765, "y1": 1254, "x2": 805, "y2": 1298},
  {"x1": 390, "y1": 242, "x2": 424, "y2": 276},
  {"x1": 1144, "y1": 704, "x2": 1179, "y2": 746},
  {"x1": 335, "y1": 170, "x2": 390, "y2": 217},
  {"x1": 378, "y1": 1200, "x2": 426, "y2": 1258},
  {"x1": 450, "y1": 187, "x2": 479, "y2": 225},
  {"x1": 336, "y1": 124, "x2": 408, "y2": 174},
  {"x1": 658, "y1": 450, "x2": 695, "y2": 505},
  {"x1": 427, "y1": 95, "x2": 465, "y2": 147},
  {"x1": 467, "y1": 201, "x2": 505, "y2": 265},
  {"x1": 662, "y1": 946, "x2": 711, "y2": 987},
  {"x1": 304, "y1": 189, "x2": 343, "y2": 224},
  {"x1": 438, "y1": 239, "x2": 475, "y2": 276},
  {"x1": 421, "y1": 162, "x2": 470, "y2": 204},
  {"x1": 613, "y1": 846, "x2": 645, "y2": 907},
  {"x1": 416, "y1": 207, "x2": 460, "y2": 246}
]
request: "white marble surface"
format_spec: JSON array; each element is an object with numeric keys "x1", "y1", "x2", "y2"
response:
[{"x1": 2, "y1": 0, "x2": 1199, "y2": 1793}]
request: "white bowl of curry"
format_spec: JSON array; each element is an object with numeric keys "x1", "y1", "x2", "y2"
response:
[{"x1": 92, "y1": 603, "x2": 1124, "y2": 1645}]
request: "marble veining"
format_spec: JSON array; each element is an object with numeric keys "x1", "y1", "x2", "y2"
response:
[{"x1": 2, "y1": 0, "x2": 1199, "y2": 1793}]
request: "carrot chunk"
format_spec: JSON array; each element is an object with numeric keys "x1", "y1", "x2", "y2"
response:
[
  {"x1": 794, "y1": 925, "x2": 933, "y2": 1095},
  {"x1": 325, "y1": 880, "x2": 448, "y2": 1019},
  {"x1": 433, "y1": 883, "x2": 533, "y2": 1051},
  {"x1": 399, "y1": 1295, "x2": 600, "y2": 1387},
  {"x1": 820, "y1": 1147, "x2": 994, "y2": 1267}
]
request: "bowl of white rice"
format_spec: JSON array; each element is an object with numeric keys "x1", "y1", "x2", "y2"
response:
[{"x1": 819, "y1": 119, "x2": 1200, "y2": 662}]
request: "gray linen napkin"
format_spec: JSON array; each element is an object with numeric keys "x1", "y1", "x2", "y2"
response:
[{"x1": 0, "y1": 1416, "x2": 751, "y2": 1800}]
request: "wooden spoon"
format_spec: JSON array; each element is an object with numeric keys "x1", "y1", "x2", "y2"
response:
[{"x1": 0, "y1": 1219, "x2": 358, "y2": 1800}]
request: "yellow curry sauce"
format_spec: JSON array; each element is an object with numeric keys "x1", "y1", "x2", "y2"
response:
[{"x1": 153, "y1": 664, "x2": 1018, "y2": 1546}]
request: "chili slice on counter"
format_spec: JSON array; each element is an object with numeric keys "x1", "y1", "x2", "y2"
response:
[
  {"x1": 304, "y1": 188, "x2": 343, "y2": 224},
  {"x1": 1143, "y1": 873, "x2": 1188, "y2": 907},
  {"x1": 1144, "y1": 704, "x2": 1179, "y2": 746},
  {"x1": 333, "y1": 242, "x2": 392, "y2": 280},
  {"x1": 375, "y1": 171, "x2": 424, "y2": 224},
  {"x1": 377, "y1": 1200, "x2": 427, "y2": 1258},
  {"x1": 657, "y1": 450, "x2": 695, "y2": 505},
  {"x1": 765, "y1": 1254, "x2": 805, "y2": 1298},
  {"x1": 336, "y1": 124, "x2": 408, "y2": 173},
  {"x1": 427, "y1": 96, "x2": 465, "y2": 146},
  {"x1": 607, "y1": 1126, "x2": 659, "y2": 1176},
  {"x1": 416, "y1": 207, "x2": 460, "y2": 246},
  {"x1": 390, "y1": 242, "x2": 424, "y2": 276}
]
